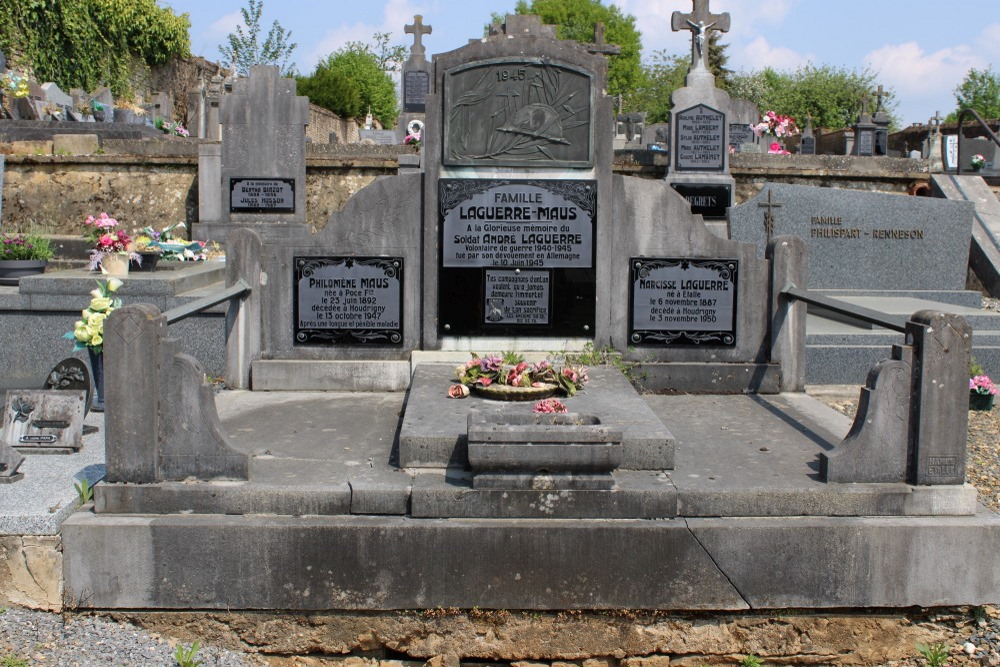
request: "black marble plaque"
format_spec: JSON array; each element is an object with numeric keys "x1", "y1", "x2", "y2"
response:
[
  {"x1": 441, "y1": 179, "x2": 595, "y2": 268},
  {"x1": 294, "y1": 257, "x2": 403, "y2": 346},
  {"x1": 403, "y1": 70, "x2": 429, "y2": 113},
  {"x1": 728, "y1": 123, "x2": 754, "y2": 151},
  {"x1": 230, "y1": 178, "x2": 295, "y2": 213},
  {"x1": 443, "y1": 59, "x2": 594, "y2": 168},
  {"x1": 484, "y1": 269, "x2": 551, "y2": 325},
  {"x1": 800, "y1": 136, "x2": 816, "y2": 155},
  {"x1": 439, "y1": 179, "x2": 596, "y2": 337},
  {"x1": 675, "y1": 104, "x2": 726, "y2": 171},
  {"x1": 670, "y1": 183, "x2": 731, "y2": 218},
  {"x1": 629, "y1": 258, "x2": 738, "y2": 347}
]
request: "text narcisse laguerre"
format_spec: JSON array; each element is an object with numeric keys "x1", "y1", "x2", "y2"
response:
[{"x1": 632, "y1": 263, "x2": 736, "y2": 331}]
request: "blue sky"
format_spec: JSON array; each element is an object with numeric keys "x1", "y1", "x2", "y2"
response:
[{"x1": 161, "y1": 0, "x2": 1000, "y2": 127}]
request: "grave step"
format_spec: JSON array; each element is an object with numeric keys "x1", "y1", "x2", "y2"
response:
[{"x1": 251, "y1": 359, "x2": 412, "y2": 391}]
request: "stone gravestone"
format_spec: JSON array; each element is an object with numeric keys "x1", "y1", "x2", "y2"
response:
[
  {"x1": 187, "y1": 81, "x2": 206, "y2": 138},
  {"x1": 664, "y1": 0, "x2": 734, "y2": 220},
  {"x1": 1, "y1": 390, "x2": 86, "y2": 454},
  {"x1": 430, "y1": 14, "x2": 606, "y2": 341},
  {"x1": 399, "y1": 14, "x2": 432, "y2": 137},
  {"x1": 944, "y1": 134, "x2": 959, "y2": 170},
  {"x1": 0, "y1": 154, "x2": 4, "y2": 223},
  {"x1": 730, "y1": 184, "x2": 974, "y2": 291},
  {"x1": 799, "y1": 116, "x2": 816, "y2": 155},
  {"x1": 205, "y1": 74, "x2": 224, "y2": 140},
  {"x1": 150, "y1": 91, "x2": 172, "y2": 122},
  {"x1": 642, "y1": 122, "x2": 669, "y2": 150},
  {"x1": 91, "y1": 87, "x2": 114, "y2": 122},
  {"x1": 728, "y1": 98, "x2": 758, "y2": 153},
  {"x1": 41, "y1": 82, "x2": 73, "y2": 120},
  {"x1": 44, "y1": 358, "x2": 93, "y2": 418},
  {"x1": 965, "y1": 137, "x2": 998, "y2": 171},
  {"x1": 853, "y1": 93, "x2": 876, "y2": 157},
  {"x1": 358, "y1": 129, "x2": 400, "y2": 145},
  {"x1": 195, "y1": 66, "x2": 310, "y2": 242}
]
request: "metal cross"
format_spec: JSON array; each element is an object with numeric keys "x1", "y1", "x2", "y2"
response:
[
  {"x1": 587, "y1": 22, "x2": 621, "y2": 56},
  {"x1": 404, "y1": 15, "x2": 432, "y2": 58},
  {"x1": 671, "y1": 0, "x2": 730, "y2": 72},
  {"x1": 758, "y1": 189, "x2": 782, "y2": 245}
]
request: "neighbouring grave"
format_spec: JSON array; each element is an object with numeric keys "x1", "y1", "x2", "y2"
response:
[
  {"x1": 663, "y1": 0, "x2": 734, "y2": 219},
  {"x1": 853, "y1": 93, "x2": 876, "y2": 157},
  {"x1": 398, "y1": 15, "x2": 433, "y2": 136},
  {"x1": 730, "y1": 183, "x2": 974, "y2": 292},
  {"x1": 358, "y1": 129, "x2": 399, "y2": 145},
  {"x1": 194, "y1": 66, "x2": 310, "y2": 242},
  {"x1": 1, "y1": 390, "x2": 86, "y2": 454}
]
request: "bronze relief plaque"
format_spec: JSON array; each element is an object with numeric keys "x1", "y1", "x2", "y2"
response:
[{"x1": 443, "y1": 58, "x2": 594, "y2": 168}]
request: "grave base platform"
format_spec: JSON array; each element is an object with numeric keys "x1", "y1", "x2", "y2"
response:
[
  {"x1": 62, "y1": 509, "x2": 1000, "y2": 611},
  {"x1": 251, "y1": 359, "x2": 412, "y2": 391}
]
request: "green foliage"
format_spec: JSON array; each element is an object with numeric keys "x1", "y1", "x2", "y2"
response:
[
  {"x1": 0, "y1": 0, "x2": 190, "y2": 98},
  {"x1": 296, "y1": 67, "x2": 362, "y2": 119},
  {"x1": 564, "y1": 342, "x2": 645, "y2": 382},
  {"x1": 174, "y1": 641, "x2": 204, "y2": 667},
  {"x1": 971, "y1": 357, "x2": 985, "y2": 378},
  {"x1": 706, "y1": 32, "x2": 731, "y2": 88},
  {"x1": 74, "y1": 478, "x2": 94, "y2": 505},
  {"x1": 219, "y1": 0, "x2": 297, "y2": 77},
  {"x1": 728, "y1": 64, "x2": 898, "y2": 131},
  {"x1": 952, "y1": 66, "x2": 1000, "y2": 120},
  {"x1": 344, "y1": 32, "x2": 407, "y2": 73},
  {"x1": 629, "y1": 50, "x2": 688, "y2": 123},
  {"x1": 0, "y1": 654, "x2": 28, "y2": 667},
  {"x1": 739, "y1": 655, "x2": 763, "y2": 667},
  {"x1": 916, "y1": 642, "x2": 950, "y2": 667},
  {"x1": 0, "y1": 233, "x2": 54, "y2": 261},
  {"x1": 306, "y1": 40, "x2": 398, "y2": 127},
  {"x1": 492, "y1": 0, "x2": 642, "y2": 103}
]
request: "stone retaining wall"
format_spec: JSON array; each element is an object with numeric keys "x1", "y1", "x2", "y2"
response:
[{"x1": 0, "y1": 151, "x2": 930, "y2": 236}]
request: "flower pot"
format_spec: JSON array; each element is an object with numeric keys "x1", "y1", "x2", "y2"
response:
[
  {"x1": 100, "y1": 253, "x2": 129, "y2": 278},
  {"x1": 87, "y1": 348, "x2": 105, "y2": 412},
  {"x1": 129, "y1": 251, "x2": 160, "y2": 272},
  {"x1": 970, "y1": 392, "x2": 995, "y2": 411},
  {"x1": 0, "y1": 259, "x2": 48, "y2": 286}
]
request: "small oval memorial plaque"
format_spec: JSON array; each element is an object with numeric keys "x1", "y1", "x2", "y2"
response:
[
  {"x1": 230, "y1": 178, "x2": 295, "y2": 214},
  {"x1": 294, "y1": 256, "x2": 403, "y2": 346},
  {"x1": 629, "y1": 258, "x2": 738, "y2": 346}
]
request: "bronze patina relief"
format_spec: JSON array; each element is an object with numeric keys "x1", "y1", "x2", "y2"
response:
[{"x1": 444, "y1": 58, "x2": 594, "y2": 168}]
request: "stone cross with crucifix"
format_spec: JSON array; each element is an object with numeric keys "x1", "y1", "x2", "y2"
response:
[
  {"x1": 671, "y1": 0, "x2": 730, "y2": 73},
  {"x1": 405, "y1": 15, "x2": 432, "y2": 58},
  {"x1": 930, "y1": 110, "x2": 944, "y2": 137},
  {"x1": 758, "y1": 189, "x2": 782, "y2": 245}
]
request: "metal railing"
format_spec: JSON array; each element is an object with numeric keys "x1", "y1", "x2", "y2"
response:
[
  {"x1": 956, "y1": 108, "x2": 1000, "y2": 175},
  {"x1": 781, "y1": 285, "x2": 908, "y2": 332},
  {"x1": 163, "y1": 279, "x2": 251, "y2": 324}
]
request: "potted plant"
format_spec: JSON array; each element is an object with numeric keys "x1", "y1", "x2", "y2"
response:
[
  {"x1": 970, "y1": 154, "x2": 987, "y2": 172},
  {"x1": 83, "y1": 212, "x2": 136, "y2": 277},
  {"x1": 91, "y1": 100, "x2": 106, "y2": 122},
  {"x1": 0, "y1": 232, "x2": 54, "y2": 285},
  {"x1": 63, "y1": 277, "x2": 123, "y2": 412},
  {"x1": 154, "y1": 117, "x2": 190, "y2": 137},
  {"x1": 970, "y1": 374, "x2": 997, "y2": 411},
  {"x1": 753, "y1": 111, "x2": 798, "y2": 153}
]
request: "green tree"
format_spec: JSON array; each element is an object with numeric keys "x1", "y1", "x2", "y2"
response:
[
  {"x1": 296, "y1": 68, "x2": 362, "y2": 119},
  {"x1": 952, "y1": 66, "x2": 1000, "y2": 120},
  {"x1": 629, "y1": 50, "x2": 688, "y2": 123},
  {"x1": 727, "y1": 64, "x2": 897, "y2": 130},
  {"x1": 219, "y1": 0, "x2": 297, "y2": 77},
  {"x1": 344, "y1": 32, "x2": 407, "y2": 73},
  {"x1": 0, "y1": 0, "x2": 189, "y2": 98},
  {"x1": 706, "y1": 32, "x2": 731, "y2": 88},
  {"x1": 490, "y1": 0, "x2": 642, "y2": 103},
  {"x1": 306, "y1": 41, "x2": 398, "y2": 127}
]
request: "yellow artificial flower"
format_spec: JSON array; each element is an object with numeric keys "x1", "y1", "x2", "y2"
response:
[
  {"x1": 89, "y1": 296, "x2": 113, "y2": 312},
  {"x1": 106, "y1": 278, "x2": 123, "y2": 293}
]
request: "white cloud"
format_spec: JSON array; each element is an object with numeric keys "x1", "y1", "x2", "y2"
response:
[
  {"x1": 864, "y1": 41, "x2": 982, "y2": 98},
  {"x1": 204, "y1": 11, "x2": 243, "y2": 41},
  {"x1": 975, "y1": 22, "x2": 1000, "y2": 62},
  {"x1": 737, "y1": 36, "x2": 812, "y2": 71},
  {"x1": 306, "y1": 0, "x2": 427, "y2": 69}
]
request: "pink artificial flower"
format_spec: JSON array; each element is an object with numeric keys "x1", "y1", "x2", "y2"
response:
[
  {"x1": 533, "y1": 398, "x2": 568, "y2": 414},
  {"x1": 447, "y1": 384, "x2": 470, "y2": 399},
  {"x1": 475, "y1": 377, "x2": 493, "y2": 387}
]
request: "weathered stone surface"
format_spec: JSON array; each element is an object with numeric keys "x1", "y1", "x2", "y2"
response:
[
  {"x1": 0, "y1": 535, "x2": 62, "y2": 610},
  {"x1": 52, "y1": 133, "x2": 99, "y2": 155},
  {"x1": 101, "y1": 608, "x2": 963, "y2": 665}
]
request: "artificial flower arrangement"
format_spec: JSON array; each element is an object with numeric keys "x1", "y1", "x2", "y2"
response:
[
  {"x1": 753, "y1": 110, "x2": 798, "y2": 139},
  {"x1": 0, "y1": 233, "x2": 54, "y2": 261},
  {"x1": 63, "y1": 278, "x2": 123, "y2": 354},
  {"x1": 404, "y1": 130, "x2": 421, "y2": 147},
  {"x1": 1, "y1": 70, "x2": 30, "y2": 99},
  {"x1": 970, "y1": 375, "x2": 997, "y2": 396},
  {"x1": 83, "y1": 212, "x2": 137, "y2": 270},
  {"x1": 448, "y1": 352, "x2": 588, "y2": 399},
  {"x1": 971, "y1": 154, "x2": 986, "y2": 170},
  {"x1": 154, "y1": 117, "x2": 190, "y2": 137}
]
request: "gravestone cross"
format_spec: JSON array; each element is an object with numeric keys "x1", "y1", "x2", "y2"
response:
[
  {"x1": 758, "y1": 189, "x2": 782, "y2": 245},
  {"x1": 875, "y1": 85, "x2": 885, "y2": 111},
  {"x1": 859, "y1": 92, "x2": 870, "y2": 119},
  {"x1": 588, "y1": 22, "x2": 621, "y2": 56},
  {"x1": 671, "y1": 0, "x2": 730, "y2": 72},
  {"x1": 405, "y1": 15, "x2": 432, "y2": 57},
  {"x1": 930, "y1": 110, "x2": 943, "y2": 137}
]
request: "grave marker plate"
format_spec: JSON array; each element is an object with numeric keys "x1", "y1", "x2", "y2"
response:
[
  {"x1": 675, "y1": 104, "x2": 725, "y2": 171},
  {"x1": 670, "y1": 183, "x2": 731, "y2": 218},
  {"x1": 443, "y1": 59, "x2": 594, "y2": 168},
  {"x1": 2, "y1": 390, "x2": 86, "y2": 453},
  {"x1": 945, "y1": 135, "x2": 959, "y2": 170},
  {"x1": 359, "y1": 130, "x2": 400, "y2": 145},
  {"x1": 294, "y1": 256, "x2": 403, "y2": 346},
  {"x1": 230, "y1": 178, "x2": 295, "y2": 214},
  {"x1": 441, "y1": 179, "x2": 595, "y2": 268},
  {"x1": 403, "y1": 71, "x2": 429, "y2": 113},
  {"x1": 800, "y1": 136, "x2": 816, "y2": 155},
  {"x1": 728, "y1": 123, "x2": 754, "y2": 151},
  {"x1": 856, "y1": 129, "x2": 874, "y2": 156},
  {"x1": 629, "y1": 258, "x2": 738, "y2": 347},
  {"x1": 43, "y1": 357, "x2": 92, "y2": 417},
  {"x1": 484, "y1": 269, "x2": 551, "y2": 325}
]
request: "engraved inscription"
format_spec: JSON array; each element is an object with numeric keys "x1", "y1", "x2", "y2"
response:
[
  {"x1": 404, "y1": 71, "x2": 429, "y2": 112},
  {"x1": 675, "y1": 104, "x2": 725, "y2": 171},
  {"x1": 484, "y1": 270, "x2": 550, "y2": 325},
  {"x1": 809, "y1": 216, "x2": 926, "y2": 240},
  {"x1": 926, "y1": 455, "x2": 957, "y2": 477},
  {"x1": 444, "y1": 59, "x2": 593, "y2": 167}
]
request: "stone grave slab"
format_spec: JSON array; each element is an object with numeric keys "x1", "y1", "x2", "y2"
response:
[
  {"x1": 399, "y1": 365, "x2": 675, "y2": 469},
  {"x1": 730, "y1": 183, "x2": 975, "y2": 290},
  {"x1": 2, "y1": 390, "x2": 86, "y2": 454},
  {"x1": 358, "y1": 129, "x2": 399, "y2": 145}
]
